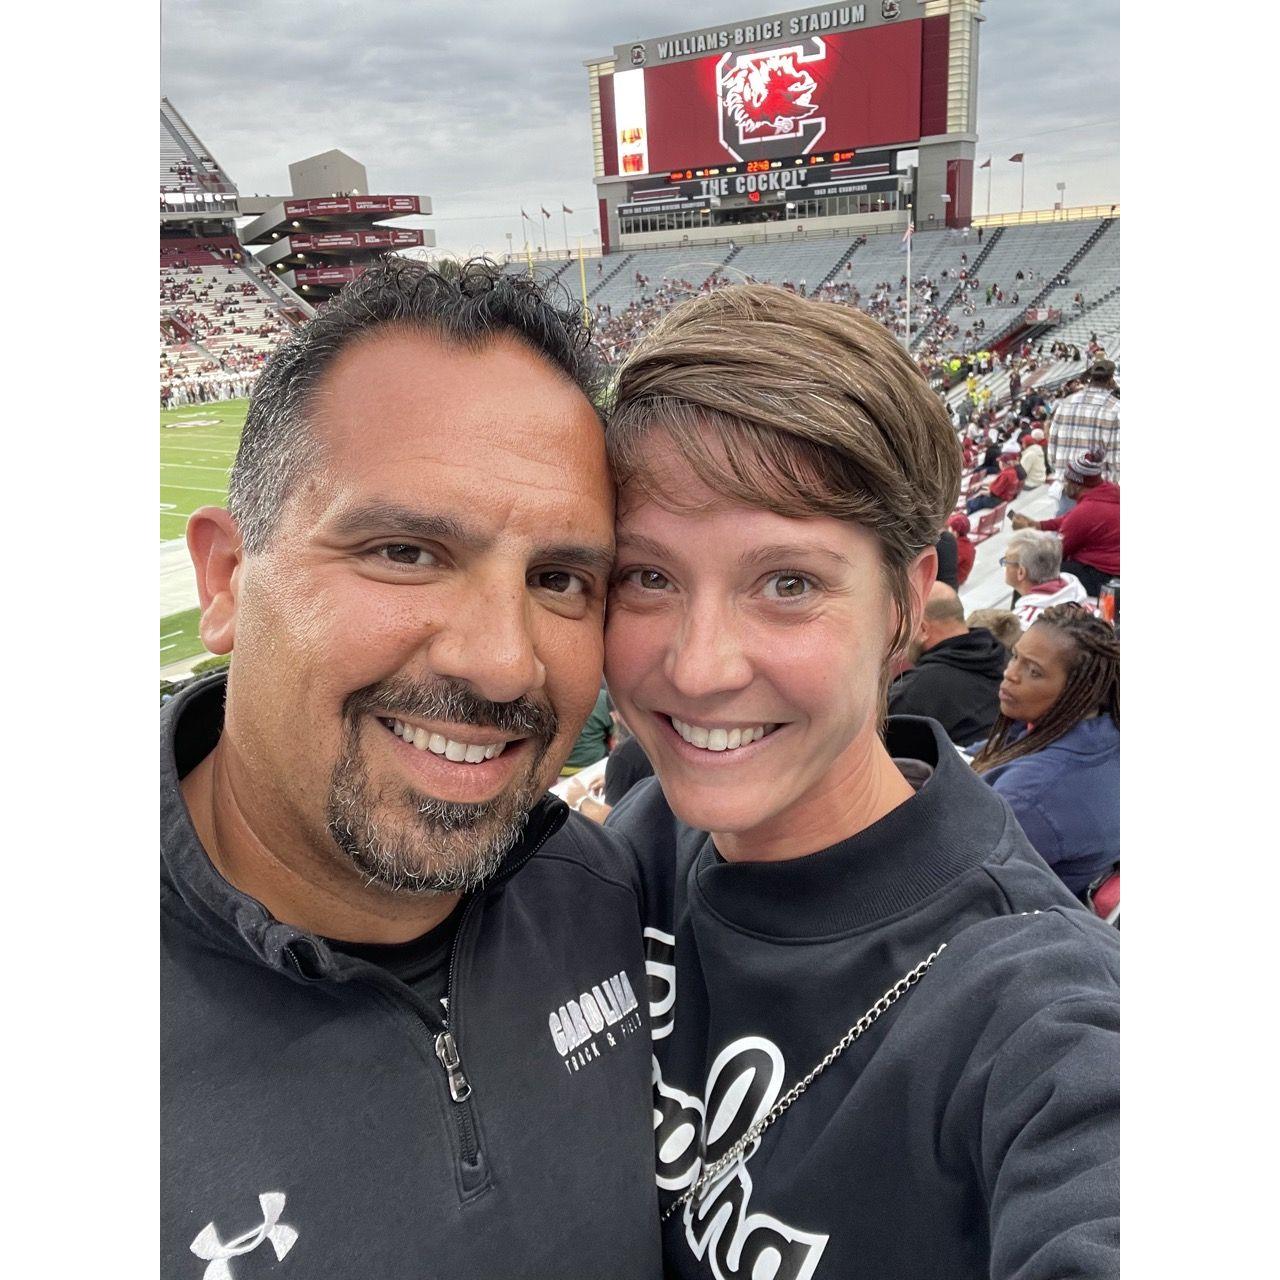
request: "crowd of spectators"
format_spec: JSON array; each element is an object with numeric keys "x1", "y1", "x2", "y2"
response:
[{"x1": 160, "y1": 245, "x2": 296, "y2": 406}]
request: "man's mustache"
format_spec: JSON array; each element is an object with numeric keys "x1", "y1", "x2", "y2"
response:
[{"x1": 345, "y1": 676, "x2": 559, "y2": 743}]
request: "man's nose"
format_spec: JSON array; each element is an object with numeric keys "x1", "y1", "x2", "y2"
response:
[{"x1": 428, "y1": 574, "x2": 547, "y2": 705}]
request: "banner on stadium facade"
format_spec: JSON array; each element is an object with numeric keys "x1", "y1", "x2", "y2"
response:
[
  {"x1": 288, "y1": 229, "x2": 423, "y2": 251},
  {"x1": 282, "y1": 196, "x2": 421, "y2": 218}
]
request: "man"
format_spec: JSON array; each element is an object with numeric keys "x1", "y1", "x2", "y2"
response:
[
  {"x1": 888, "y1": 583, "x2": 1007, "y2": 744},
  {"x1": 1011, "y1": 448, "x2": 1120, "y2": 597},
  {"x1": 162, "y1": 259, "x2": 661, "y2": 1278},
  {"x1": 1001, "y1": 528, "x2": 1092, "y2": 627},
  {"x1": 1046, "y1": 357, "x2": 1120, "y2": 485}
]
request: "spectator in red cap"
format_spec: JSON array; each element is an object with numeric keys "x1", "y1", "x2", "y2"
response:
[
  {"x1": 1010, "y1": 448, "x2": 1119, "y2": 597},
  {"x1": 966, "y1": 444, "x2": 1022, "y2": 514},
  {"x1": 946, "y1": 512, "x2": 975, "y2": 585}
]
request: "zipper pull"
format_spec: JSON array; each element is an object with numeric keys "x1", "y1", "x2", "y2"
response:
[{"x1": 434, "y1": 1031, "x2": 473, "y2": 1102}]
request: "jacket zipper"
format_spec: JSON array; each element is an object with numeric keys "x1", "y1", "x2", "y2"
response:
[{"x1": 433, "y1": 804, "x2": 568, "y2": 1170}]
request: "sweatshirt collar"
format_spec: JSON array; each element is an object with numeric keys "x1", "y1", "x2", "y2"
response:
[
  {"x1": 691, "y1": 716, "x2": 1014, "y2": 939},
  {"x1": 160, "y1": 671, "x2": 567, "y2": 980}
]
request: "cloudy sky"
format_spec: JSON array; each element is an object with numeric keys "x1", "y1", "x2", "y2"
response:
[{"x1": 160, "y1": 0, "x2": 1118, "y2": 257}]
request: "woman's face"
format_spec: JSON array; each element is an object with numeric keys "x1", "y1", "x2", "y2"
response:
[
  {"x1": 998, "y1": 623, "x2": 1074, "y2": 724},
  {"x1": 605, "y1": 436, "x2": 912, "y2": 850}
]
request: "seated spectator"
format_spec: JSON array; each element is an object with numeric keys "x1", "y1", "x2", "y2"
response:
[
  {"x1": 935, "y1": 526, "x2": 960, "y2": 590},
  {"x1": 972, "y1": 605, "x2": 1120, "y2": 898},
  {"x1": 946, "y1": 512, "x2": 975, "y2": 585},
  {"x1": 1021, "y1": 431, "x2": 1047, "y2": 489},
  {"x1": 603, "y1": 730, "x2": 654, "y2": 808},
  {"x1": 1003, "y1": 529, "x2": 1091, "y2": 626},
  {"x1": 888, "y1": 584, "x2": 1007, "y2": 745},
  {"x1": 1010, "y1": 448, "x2": 1119, "y2": 597},
  {"x1": 966, "y1": 445, "x2": 1022, "y2": 514},
  {"x1": 559, "y1": 686, "x2": 613, "y2": 776},
  {"x1": 965, "y1": 608, "x2": 1023, "y2": 655}
]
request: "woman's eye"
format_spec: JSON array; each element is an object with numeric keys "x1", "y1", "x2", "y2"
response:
[
  {"x1": 624, "y1": 568, "x2": 672, "y2": 592},
  {"x1": 377, "y1": 544, "x2": 436, "y2": 567},
  {"x1": 764, "y1": 573, "x2": 812, "y2": 600},
  {"x1": 533, "y1": 570, "x2": 587, "y2": 596}
]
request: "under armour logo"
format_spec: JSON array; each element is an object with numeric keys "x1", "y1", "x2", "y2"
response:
[{"x1": 190, "y1": 1191, "x2": 298, "y2": 1279}]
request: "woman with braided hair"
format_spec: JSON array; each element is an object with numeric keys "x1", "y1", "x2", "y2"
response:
[{"x1": 974, "y1": 603, "x2": 1120, "y2": 897}]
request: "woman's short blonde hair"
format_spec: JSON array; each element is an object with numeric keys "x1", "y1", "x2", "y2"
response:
[{"x1": 607, "y1": 284, "x2": 961, "y2": 664}]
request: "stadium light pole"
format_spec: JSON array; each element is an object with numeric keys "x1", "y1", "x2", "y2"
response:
[{"x1": 1056, "y1": 181, "x2": 1066, "y2": 220}]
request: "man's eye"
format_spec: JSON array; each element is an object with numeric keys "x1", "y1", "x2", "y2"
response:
[
  {"x1": 624, "y1": 568, "x2": 672, "y2": 592},
  {"x1": 763, "y1": 573, "x2": 812, "y2": 600},
  {"x1": 377, "y1": 544, "x2": 436, "y2": 567},
  {"x1": 532, "y1": 570, "x2": 587, "y2": 596}
]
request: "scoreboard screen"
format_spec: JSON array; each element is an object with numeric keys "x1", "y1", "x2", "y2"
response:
[{"x1": 607, "y1": 21, "x2": 925, "y2": 179}]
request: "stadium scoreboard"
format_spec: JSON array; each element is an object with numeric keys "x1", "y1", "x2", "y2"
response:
[{"x1": 587, "y1": 1, "x2": 983, "y2": 251}]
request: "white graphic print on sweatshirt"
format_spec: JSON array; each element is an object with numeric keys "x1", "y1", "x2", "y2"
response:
[{"x1": 645, "y1": 928, "x2": 829, "y2": 1280}]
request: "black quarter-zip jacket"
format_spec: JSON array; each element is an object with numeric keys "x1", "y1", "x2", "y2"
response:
[
  {"x1": 162, "y1": 674, "x2": 661, "y2": 1279},
  {"x1": 607, "y1": 716, "x2": 1119, "y2": 1280}
]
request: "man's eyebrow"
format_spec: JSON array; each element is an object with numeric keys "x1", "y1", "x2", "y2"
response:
[
  {"x1": 534, "y1": 543, "x2": 616, "y2": 577},
  {"x1": 325, "y1": 505, "x2": 613, "y2": 575},
  {"x1": 327, "y1": 505, "x2": 487, "y2": 548}
]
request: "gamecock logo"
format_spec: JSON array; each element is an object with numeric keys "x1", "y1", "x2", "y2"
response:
[{"x1": 716, "y1": 41, "x2": 828, "y2": 161}]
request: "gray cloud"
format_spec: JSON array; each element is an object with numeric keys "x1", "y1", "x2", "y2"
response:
[{"x1": 161, "y1": 0, "x2": 1118, "y2": 255}]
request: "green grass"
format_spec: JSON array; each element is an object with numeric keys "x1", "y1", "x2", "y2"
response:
[
  {"x1": 160, "y1": 399, "x2": 247, "y2": 542},
  {"x1": 160, "y1": 607, "x2": 207, "y2": 666},
  {"x1": 161, "y1": 401, "x2": 247, "y2": 666}
]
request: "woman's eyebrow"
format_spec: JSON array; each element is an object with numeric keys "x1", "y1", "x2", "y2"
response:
[
  {"x1": 738, "y1": 544, "x2": 853, "y2": 569},
  {"x1": 614, "y1": 531, "x2": 678, "y2": 561}
]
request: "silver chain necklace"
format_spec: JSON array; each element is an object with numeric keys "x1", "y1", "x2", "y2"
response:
[{"x1": 661, "y1": 943, "x2": 948, "y2": 1224}]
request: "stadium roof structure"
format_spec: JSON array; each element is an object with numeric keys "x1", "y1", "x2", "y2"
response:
[{"x1": 161, "y1": 98, "x2": 238, "y2": 220}]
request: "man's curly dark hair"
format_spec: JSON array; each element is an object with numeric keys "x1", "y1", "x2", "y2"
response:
[{"x1": 228, "y1": 256, "x2": 601, "y2": 553}]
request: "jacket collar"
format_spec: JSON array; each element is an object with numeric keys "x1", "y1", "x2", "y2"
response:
[
  {"x1": 690, "y1": 716, "x2": 1016, "y2": 939},
  {"x1": 160, "y1": 672, "x2": 567, "y2": 981}
]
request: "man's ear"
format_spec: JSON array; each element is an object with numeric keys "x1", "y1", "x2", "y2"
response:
[{"x1": 186, "y1": 507, "x2": 245, "y2": 656}]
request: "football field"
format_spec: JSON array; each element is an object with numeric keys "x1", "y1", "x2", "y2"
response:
[{"x1": 160, "y1": 400, "x2": 246, "y2": 666}]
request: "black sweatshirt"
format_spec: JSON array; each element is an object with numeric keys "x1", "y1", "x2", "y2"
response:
[
  {"x1": 608, "y1": 716, "x2": 1119, "y2": 1280},
  {"x1": 162, "y1": 674, "x2": 661, "y2": 1279},
  {"x1": 888, "y1": 627, "x2": 1009, "y2": 745}
]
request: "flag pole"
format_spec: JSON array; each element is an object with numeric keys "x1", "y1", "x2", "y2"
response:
[
  {"x1": 905, "y1": 218, "x2": 911, "y2": 352},
  {"x1": 1020, "y1": 159, "x2": 1026, "y2": 214},
  {"x1": 562, "y1": 208, "x2": 569, "y2": 256},
  {"x1": 578, "y1": 236, "x2": 589, "y2": 324},
  {"x1": 987, "y1": 163, "x2": 992, "y2": 218}
]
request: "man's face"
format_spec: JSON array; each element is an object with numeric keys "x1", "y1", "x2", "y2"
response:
[
  {"x1": 1003, "y1": 554, "x2": 1025, "y2": 591},
  {"x1": 222, "y1": 331, "x2": 614, "y2": 894}
]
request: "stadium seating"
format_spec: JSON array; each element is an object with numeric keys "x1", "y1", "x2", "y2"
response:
[{"x1": 160, "y1": 239, "x2": 300, "y2": 405}]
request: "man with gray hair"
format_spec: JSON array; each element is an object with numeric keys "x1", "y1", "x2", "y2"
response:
[
  {"x1": 1003, "y1": 528, "x2": 1092, "y2": 628},
  {"x1": 162, "y1": 258, "x2": 660, "y2": 1278}
]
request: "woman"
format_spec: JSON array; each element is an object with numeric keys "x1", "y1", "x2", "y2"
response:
[
  {"x1": 974, "y1": 604, "x2": 1120, "y2": 898},
  {"x1": 601, "y1": 285, "x2": 1119, "y2": 1279}
]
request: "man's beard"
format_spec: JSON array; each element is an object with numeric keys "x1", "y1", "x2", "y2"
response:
[{"x1": 325, "y1": 676, "x2": 559, "y2": 896}]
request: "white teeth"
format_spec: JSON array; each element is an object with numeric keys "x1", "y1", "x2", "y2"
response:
[
  {"x1": 671, "y1": 717, "x2": 774, "y2": 753},
  {"x1": 384, "y1": 719, "x2": 508, "y2": 765}
]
